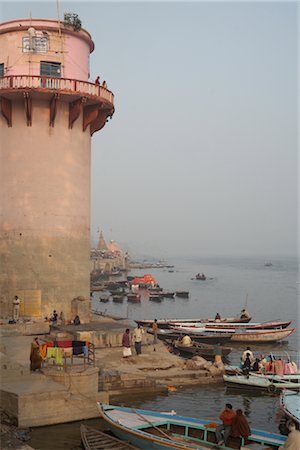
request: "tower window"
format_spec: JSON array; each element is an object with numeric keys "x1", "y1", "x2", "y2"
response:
[
  {"x1": 40, "y1": 61, "x2": 61, "y2": 77},
  {"x1": 23, "y1": 36, "x2": 48, "y2": 53},
  {"x1": 0, "y1": 63, "x2": 4, "y2": 77}
]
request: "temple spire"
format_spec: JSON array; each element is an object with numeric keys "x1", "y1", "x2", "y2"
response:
[{"x1": 97, "y1": 230, "x2": 108, "y2": 251}]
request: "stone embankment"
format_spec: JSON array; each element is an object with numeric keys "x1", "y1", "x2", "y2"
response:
[{"x1": 0, "y1": 313, "x2": 225, "y2": 438}]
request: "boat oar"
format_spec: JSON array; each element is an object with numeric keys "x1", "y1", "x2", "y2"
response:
[{"x1": 134, "y1": 410, "x2": 178, "y2": 442}]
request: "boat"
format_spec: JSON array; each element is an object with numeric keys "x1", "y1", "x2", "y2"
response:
[
  {"x1": 97, "y1": 403, "x2": 287, "y2": 449},
  {"x1": 149, "y1": 294, "x2": 163, "y2": 302},
  {"x1": 148, "y1": 328, "x2": 234, "y2": 345},
  {"x1": 113, "y1": 295, "x2": 124, "y2": 303},
  {"x1": 229, "y1": 327, "x2": 295, "y2": 343},
  {"x1": 195, "y1": 273, "x2": 206, "y2": 280},
  {"x1": 223, "y1": 372, "x2": 300, "y2": 393},
  {"x1": 161, "y1": 291, "x2": 175, "y2": 298},
  {"x1": 80, "y1": 424, "x2": 138, "y2": 449},
  {"x1": 135, "y1": 312, "x2": 252, "y2": 329},
  {"x1": 127, "y1": 293, "x2": 141, "y2": 303},
  {"x1": 172, "y1": 339, "x2": 232, "y2": 360},
  {"x1": 175, "y1": 291, "x2": 189, "y2": 298},
  {"x1": 172, "y1": 320, "x2": 292, "y2": 331},
  {"x1": 99, "y1": 297, "x2": 109, "y2": 303},
  {"x1": 279, "y1": 390, "x2": 300, "y2": 429}
]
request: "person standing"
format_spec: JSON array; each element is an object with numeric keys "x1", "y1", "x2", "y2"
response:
[
  {"x1": 230, "y1": 409, "x2": 251, "y2": 442},
  {"x1": 95, "y1": 76, "x2": 100, "y2": 85},
  {"x1": 13, "y1": 295, "x2": 20, "y2": 322},
  {"x1": 122, "y1": 328, "x2": 132, "y2": 358},
  {"x1": 242, "y1": 347, "x2": 254, "y2": 363},
  {"x1": 215, "y1": 403, "x2": 236, "y2": 446},
  {"x1": 133, "y1": 324, "x2": 144, "y2": 355},
  {"x1": 152, "y1": 319, "x2": 158, "y2": 345},
  {"x1": 30, "y1": 337, "x2": 43, "y2": 372}
]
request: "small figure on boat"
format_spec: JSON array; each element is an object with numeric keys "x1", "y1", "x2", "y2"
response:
[
  {"x1": 242, "y1": 347, "x2": 254, "y2": 364},
  {"x1": 180, "y1": 335, "x2": 192, "y2": 346},
  {"x1": 215, "y1": 312, "x2": 221, "y2": 321},
  {"x1": 240, "y1": 308, "x2": 251, "y2": 320},
  {"x1": 196, "y1": 273, "x2": 206, "y2": 280},
  {"x1": 215, "y1": 403, "x2": 236, "y2": 446},
  {"x1": 230, "y1": 409, "x2": 251, "y2": 442},
  {"x1": 242, "y1": 353, "x2": 252, "y2": 374},
  {"x1": 122, "y1": 328, "x2": 132, "y2": 358},
  {"x1": 278, "y1": 421, "x2": 300, "y2": 450},
  {"x1": 252, "y1": 357, "x2": 261, "y2": 372},
  {"x1": 133, "y1": 324, "x2": 144, "y2": 355}
]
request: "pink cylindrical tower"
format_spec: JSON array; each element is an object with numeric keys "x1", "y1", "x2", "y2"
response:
[{"x1": 0, "y1": 19, "x2": 114, "y2": 321}]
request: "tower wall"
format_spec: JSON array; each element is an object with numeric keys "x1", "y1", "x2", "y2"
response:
[{"x1": 0, "y1": 98, "x2": 91, "y2": 319}]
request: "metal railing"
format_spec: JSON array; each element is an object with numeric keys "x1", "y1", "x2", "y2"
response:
[{"x1": 0, "y1": 75, "x2": 114, "y2": 104}]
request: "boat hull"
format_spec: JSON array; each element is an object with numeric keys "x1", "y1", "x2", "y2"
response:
[{"x1": 230, "y1": 328, "x2": 294, "y2": 343}]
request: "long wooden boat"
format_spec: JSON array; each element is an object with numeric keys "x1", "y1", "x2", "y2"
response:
[
  {"x1": 173, "y1": 340, "x2": 232, "y2": 360},
  {"x1": 97, "y1": 403, "x2": 287, "y2": 449},
  {"x1": 175, "y1": 291, "x2": 189, "y2": 298},
  {"x1": 80, "y1": 424, "x2": 138, "y2": 449},
  {"x1": 148, "y1": 329, "x2": 234, "y2": 344},
  {"x1": 135, "y1": 314, "x2": 251, "y2": 329},
  {"x1": 229, "y1": 327, "x2": 294, "y2": 343},
  {"x1": 172, "y1": 320, "x2": 292, "y2": 331},
  {"x1": 223, "y1": 373, "x2": 300, "y2": 393},
  {"x1": 279, "y1": 390, "x2": 300, "y2": 428},
  {"x1": 127, "y1": 293, "x2": 141, "y2": 303}
]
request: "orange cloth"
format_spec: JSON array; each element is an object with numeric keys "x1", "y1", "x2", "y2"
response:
[{"x1": 220, "y1": 410, "x2": 236, "y2": 426}]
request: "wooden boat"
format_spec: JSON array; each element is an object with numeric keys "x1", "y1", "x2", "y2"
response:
[
  {"x1": 80, "y1": 424, "x2": 138, "y2": 449},
  {"x1": 172, "y1": 320, "x2": 292, "y2": 331},
  {"x1": 148, "y1": 329, "x2": 234, "y2": 345},
  {"x1": 149, "y1": 294, "x2": 163, "y2": 302},
  {"x1": 135, "y1": 313, "x2": 251, "y2": 329},
  {"x1": 223, "y1": 372, "x2": 300, "y2": 393},
  {"x1": 175, "y1": 291, "x2": 189, "y2": 298},
  {"x1": 97, "y1": 403, "x2": 287, "y2": 449},
  {"x1": 229, "y1": 327, "x2": 295, "y2": 343},
  {"x1": 99, "y1": 297, "x2": 109, "y2": 303},
  {"x1": 161, "y1": 291, "x2": 175, "y2": 298},
  {"x1": 127, "y1": 293, "x2": 141, "y2": 303},
  {"x1": 279, "y1": 390, "x2": 300, "y2": 428},
  {"x1": 172, "y1": 339, "x2": 232, "y2": 360},
  {"x1": 113, "y1": 295, "x2": 124, "y2": 303}
]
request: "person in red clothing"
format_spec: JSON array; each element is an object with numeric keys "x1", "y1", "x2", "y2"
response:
[{"x1": 215, "y1": 403, "x2": 236, "y2": 445}]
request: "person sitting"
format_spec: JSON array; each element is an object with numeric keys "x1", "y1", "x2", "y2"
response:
[
  {"x1": 50, "y1": 310, "x2": 58, "y2": 326},
  {"x1": 73, "y1": 315, "x2": 81, "y2": 325},
  {"x1": 240, "y1": 309, "x2": 251, "y2": 320},
  {"x1": 279, "y1": 421, "x2": 300, "y2": 450},
  {"x1": 215, "y1": 312, "x2": 221, "y2": 321},
  {"x1": 230, "y1": 409, "x2": 251, "y2": 443},
  {"x1": 181, "y1": 335, "x2": 192, "y2": 346},
  {"x1": 252, "y1": 358, "x2": 261, "y2": 372},
  {"x1": 242, "y1": 347, "x2": 254, "y2": 364}
]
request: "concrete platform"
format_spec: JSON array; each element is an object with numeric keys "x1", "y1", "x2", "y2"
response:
[{"x1": 0, "y1": 322, "x2": 50, "y2": 337}]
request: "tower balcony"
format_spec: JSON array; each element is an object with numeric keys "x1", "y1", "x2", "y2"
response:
[{"x1": 0, "y1": 75, "x2": 114, "y2": 134}]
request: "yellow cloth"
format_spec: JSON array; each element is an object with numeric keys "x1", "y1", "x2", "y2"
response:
[{"x1": 46, "y1": 347, "x2": 64, "y2": 365}]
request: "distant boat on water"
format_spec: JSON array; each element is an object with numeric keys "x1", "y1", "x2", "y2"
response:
[{"x1": 264, "y1": 261, "x2": 273, "y2": 267}]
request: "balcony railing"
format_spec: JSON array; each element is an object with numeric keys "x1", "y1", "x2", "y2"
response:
[{"x1": 0, "y1": 75, "x2": 114, "y2": 104}]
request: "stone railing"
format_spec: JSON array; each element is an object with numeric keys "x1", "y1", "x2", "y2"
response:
[{"x1": 0, "y1": 75, "x2": 114, "y2": 104}]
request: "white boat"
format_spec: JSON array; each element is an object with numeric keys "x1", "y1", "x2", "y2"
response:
[
  {"x1": 98, "y1": 403, "x2": 287, "y2": 449},
  {"x1": 172, "y1": 320, "x2": 292, "y2": 330},
  {"x1": 224, "y1": 372, "x2": 300, "y2": 393},
  {"x1": 280, "y1": 390, "x2": 300, "y2": 427}
]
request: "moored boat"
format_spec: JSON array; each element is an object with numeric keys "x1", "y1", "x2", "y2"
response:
[
  {"x1": 172, "y1": 339, "x2": 232, "y2": 360},
  {"x1": 223, "y1": 372, "x2": 300, "y2": 393},
  {"x1": 279, "y1": 390, "x2": 300, "y2": 430},
  {"x1": 148, "y1": 328, "x2": 234, "y2": 345},
  {"x1": 80, "y1": 424, "x2": 138, "y2": 450},
  {"x1": 98, "y1": 403, "x2": 287, "y2": 449},
  {"x1": 172, "y1": 320, "x2": 292, "y2": 331},
  {"x1": 229, "y1": 327, "x2": 295, "y2": 343},
  {"x1": 127, "y1": 293, "x2": 141, "y2": 303},
  {"x1": 175, "y1": 291, "x2": 189, "y2": 298}
]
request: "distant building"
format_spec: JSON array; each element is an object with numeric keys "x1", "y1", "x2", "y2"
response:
[{"x1": 91, "y1": 231, "x2": 128, "y2": 274}]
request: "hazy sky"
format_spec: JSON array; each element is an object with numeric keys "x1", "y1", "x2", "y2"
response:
[{"x1": 1, "y1": 1, "x2": 298, "y2": 258}]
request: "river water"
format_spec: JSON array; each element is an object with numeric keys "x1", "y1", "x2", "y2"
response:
[{"x1": 30, "y1": 256, "x2": 299, "y2": 449}]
